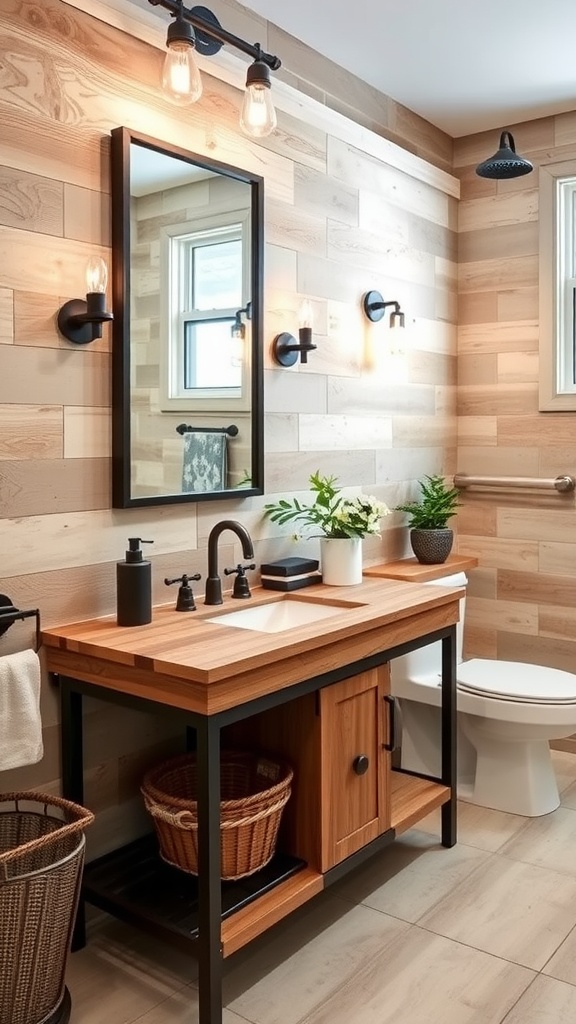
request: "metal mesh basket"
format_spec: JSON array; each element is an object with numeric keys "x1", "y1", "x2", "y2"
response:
[{"x1": 0, "y1": 791, "x2": 94, "y2": 1024}]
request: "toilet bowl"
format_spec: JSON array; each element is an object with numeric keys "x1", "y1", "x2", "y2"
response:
[{"x1": 392, "y1": 572, "x2": 576, "y2": 816}]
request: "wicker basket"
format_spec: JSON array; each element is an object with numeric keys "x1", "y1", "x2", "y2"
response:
[
  {"x1": 141, "y1": 751, "x2": 293, "y2": 881},
  {"x1": 0, "y1": 791, "x2": 94, "y2": 1024}
]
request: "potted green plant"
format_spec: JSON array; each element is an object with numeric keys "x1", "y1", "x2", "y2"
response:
[
  {"x1": 395, "y1": 475, "x2": 461, "y2": 564},
  {"x1": 263, "y1": 472, "x2": 390, "y2": 585}
]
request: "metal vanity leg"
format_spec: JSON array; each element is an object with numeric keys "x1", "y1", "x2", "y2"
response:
[
  {"x1": 196, "y1": 716, "x2": 223, "y2": 1024},
  {"x1": 440, "y1": 627, "x2": 457, "y2": 848},
  {"x1": 59, "y1": 675, "x2": 87, "y2": 949}
]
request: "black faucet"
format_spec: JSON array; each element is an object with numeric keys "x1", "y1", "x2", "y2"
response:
[{"x1": 204, "y1": 520, "x2": 255, "y2": 605}]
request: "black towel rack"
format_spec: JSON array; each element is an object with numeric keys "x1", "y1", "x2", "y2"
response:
[
  {"x1": 176, "y1": 423, "x2": 239, "y2": 437},
  {"x1": 0, "y1": 595, "x2": 41, "y2": 652}
]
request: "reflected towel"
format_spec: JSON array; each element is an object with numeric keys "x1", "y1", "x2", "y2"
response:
[
  {"x1": 0, "y1": 649, "x2": 43, "y2": 771},
  {"x1": 182, "y1": 432, "x2": 227, "y2": 492}
]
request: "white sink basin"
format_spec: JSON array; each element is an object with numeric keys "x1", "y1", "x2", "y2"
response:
[{"x1": 206, "y1": 598, "x2": 352, "y2": 633}]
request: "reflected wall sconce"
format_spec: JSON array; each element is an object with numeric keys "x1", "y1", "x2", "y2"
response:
[
  {"x1": 231, "y1": 301, "x2": 252, "y2": 340},
  {"x1": 149, "y1": 0, "x2": 281, "y2": 138},
  {"x1": 272, "y1": 299, "x2": 317, "y2": 367},
  {"x1": 475, "y1": 131, "x2": 533, "y2": 179},
  {"x1": 362, "y1": 290, "x2": 405, "y2": 328},
  {"x1": 57, "y1": 257, "x2": 113, "y2": 345}
]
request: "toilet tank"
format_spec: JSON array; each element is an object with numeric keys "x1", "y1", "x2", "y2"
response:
[{"x1": 391, "y1": 572, "x2": 467, "y2": 685}]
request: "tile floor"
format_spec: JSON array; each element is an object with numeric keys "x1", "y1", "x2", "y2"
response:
[{"x1": 66, "y1": 750, "x2": 576, "y2": 1024}]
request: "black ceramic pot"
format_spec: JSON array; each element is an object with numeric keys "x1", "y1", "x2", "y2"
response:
[{"x1": 410, "y1": 528, "x2": 453, "y2": 565}]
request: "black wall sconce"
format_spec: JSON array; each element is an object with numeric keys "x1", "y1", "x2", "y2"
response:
[
  {"x1": 272, "y1": 300, "x2": 317, "y2": 367},
  {"x1": 149, "y1": 0, "x2": 281, "y2": 138},
  {"x1": 231, "y1": 301, "x2": 251, "y2": 340},
  {"x1": 57, "y1": 257, "x2": 113, "y2": 345},
  {"x1": 475, "y1": 131, "x2": 533, "y2": 180},
  {"x1": 362, "y1": 290, "x2": 405, "y2": 328}
]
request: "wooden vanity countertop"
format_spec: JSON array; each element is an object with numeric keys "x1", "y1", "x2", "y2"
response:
[{"x1": 42, "y1": 577, "x2": 462, "y2": 715}]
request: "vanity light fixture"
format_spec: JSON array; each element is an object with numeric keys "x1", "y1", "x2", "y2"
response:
[
  {"x1": 475, "y1": 131, "x2": 533, "y2": 179},
  {"x1": 362, "y1": 290, "x2": 405, "y2": 328},
  {"x1": 272, "y1": 299, "x2": 317, "y2": 367},
  {"x1": 149, "y1": 0, "x2": 281, "y2": 138},
  {"x1": 57, "y1": 256, "x2": 113, "y2": 345}
]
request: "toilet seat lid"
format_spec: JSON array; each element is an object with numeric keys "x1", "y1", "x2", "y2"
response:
[{"x1": 457, "y1": 659, "x2": 576, "y2": 704}]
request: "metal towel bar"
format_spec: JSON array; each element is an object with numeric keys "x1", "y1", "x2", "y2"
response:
[
  {"x1": 454, "y1": 473, "x2": 575, "y2": 493},
  {"x1": 0, "y1": 595, "x2": 41, "y2": 651}
]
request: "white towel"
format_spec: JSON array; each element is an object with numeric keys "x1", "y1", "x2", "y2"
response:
[{"x1": 0, "y1": 650, "x2": 43, "y2": 771}]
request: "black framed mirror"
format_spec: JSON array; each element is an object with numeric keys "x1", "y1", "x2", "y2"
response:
[{"x1": 111, "y1": 127, "x2": 264, "y2": 507}]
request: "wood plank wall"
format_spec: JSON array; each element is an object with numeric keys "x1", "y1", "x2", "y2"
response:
[
  {"x1": 0, "y1": 0, "x2": 457, "y2": 847},
  {"x1": 455, "y1": 117, "x2": 576, "y2": 749}
]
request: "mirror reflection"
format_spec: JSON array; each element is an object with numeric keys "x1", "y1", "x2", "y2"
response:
[{"x1": 111, "y1": 127, "x2": 264, "y2": 507}]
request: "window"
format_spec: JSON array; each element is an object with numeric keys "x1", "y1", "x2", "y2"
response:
[
  {"x1": 159, "y1": 210, "x2": 250, "y2": 412},
  {"x1": 539, "y1": 161, "x2": 576, "y2": 410}
]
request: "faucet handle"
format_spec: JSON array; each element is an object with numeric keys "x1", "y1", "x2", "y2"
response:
[
  {"x1": 164, "y1": 573, "x2": 202, "y2": 612},
  {"x1": 224, "y1": 563, "x2": 256, "y2": 599}
]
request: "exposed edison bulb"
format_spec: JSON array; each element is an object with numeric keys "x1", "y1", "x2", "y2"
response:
[
  {"x1": 298, "y1": 299, "x2": 314, "y2": 330},
  {"x1": 85, "y1": 256, "x2": 107, "y2": 294},
  {"x1": 240, "y1": 83, "x2": 277, "y2": 137},
  {"x1": 162, "y1": 42, "x2": 202, "y2": 106}
]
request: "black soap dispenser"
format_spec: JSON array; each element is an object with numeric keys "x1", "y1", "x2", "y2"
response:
[{"x1": 117, "y1": 537, "x2": 153, "y2": 626}]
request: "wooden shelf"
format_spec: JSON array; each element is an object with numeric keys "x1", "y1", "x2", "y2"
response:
[
  {"x1": 364, "y1": 554, "x2": 478, "y2": 583},
  {"x1": 82, "y1": 835, "x2": 309, "y2": 954},
  {"x1": 390, "y1": 771, "x2": 450, "y2": 834}
]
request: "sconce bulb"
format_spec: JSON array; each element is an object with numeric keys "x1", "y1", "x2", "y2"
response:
[
  {"x1": 85, "y1": 256, "x2": 107, "y2": 295},
  {"x1": 162, "y1": 42, "x2": 202, "y2": 106},
  {"x1": 240, "y1": 83, "x2": 277, "y2": 138},
  {"x1": 298, "y1": 299, "x2": 313, "y2": 330}
]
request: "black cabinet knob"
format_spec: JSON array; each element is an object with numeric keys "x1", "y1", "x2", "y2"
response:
[{"x1": 352, "y1": 754, "x2": 369, "y2": 776}]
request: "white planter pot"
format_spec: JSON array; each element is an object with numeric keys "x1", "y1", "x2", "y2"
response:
[{"x1": 320, "y1": 537, "x2": 363, "y2": 586}]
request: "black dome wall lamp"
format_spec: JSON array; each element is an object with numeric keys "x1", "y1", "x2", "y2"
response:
[
  {"x1": 272, "y1": 299, "x2": 317, "y2": 367},
  {"x1": 475, "y1": 131, "x2": 533, "y2": 180},
  {"x1": 149, "y1": 0, "x2": 281, "y2": 137},
  {"x1": 57, "y1": 257, "x2": 113, "y2": 345},
  {"x1": 363, "y1": 290, "x2": 405, "y2": 328}
]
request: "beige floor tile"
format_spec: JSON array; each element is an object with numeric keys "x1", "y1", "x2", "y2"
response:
[
  {"x1": 299, "y1": 924, "x2": 534, "y2": 1024},
  {"x1": 419, "y1": 854, "x2": 576, "y2": 970},
  {"x1": 331, "y1": 827, "x2": 490, "y2": 923},
  {"x1": 501, "y1": 974, "x2": 576, "y2": 1023},
  {"x1": 223, "y1": 891, "x2": 409, "y2": 1024},
  {"x1": 416, "y1": 798, "x2": 530, "y2": 852},
  {"x1": 500, "y1": 805, "x2": 576, "y2": 878},
  {"x1": 134, "y1": 987, "x2": 248, "y2": 1024},
  {"x1": 560, "y1": 779, "x2": 576, "y2": 810},
  {"x1": 66, "y1": 919, "x2": 196, "y2": 1024},
  {"x1": 552, "y1": 749, "x2": 576, "y2": 794},
  {"x1": 543, "y1": 924, "x2": 576, "y2": 986}
]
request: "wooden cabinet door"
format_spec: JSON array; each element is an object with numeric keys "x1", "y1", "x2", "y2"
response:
[{"x1": 319, "y1": 665, "x2": 391, "y2": 871}]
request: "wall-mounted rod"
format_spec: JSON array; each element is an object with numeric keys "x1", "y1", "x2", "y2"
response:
[
  {"x1": 176, "y1": 423, "x2": 239, "y2": 436},
  {"x1": 0, "y1": 595, "x2": 41, "y2": 651},
  {"x1": 454, "y1": 473, "x2": 575, "y2": 493}
]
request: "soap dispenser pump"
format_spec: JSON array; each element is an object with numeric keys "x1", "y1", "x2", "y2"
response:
[{"x1": 117, "y1": 537, "x2": 153, "y2": 627}]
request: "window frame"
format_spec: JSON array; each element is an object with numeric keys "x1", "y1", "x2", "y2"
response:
[
  {"x1": 539, "y1": 159, "x2": 576, "y2": 411},
  {"x1": 159, "y1": 208, "x2": 251, "y2": 413}
]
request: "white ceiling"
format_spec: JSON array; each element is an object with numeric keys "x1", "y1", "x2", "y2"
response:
[{"x1": 238, "y1": 0, "x2": 576, "y2": 137}]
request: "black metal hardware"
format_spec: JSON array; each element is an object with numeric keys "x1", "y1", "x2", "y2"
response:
[
  {"x1": 0, "y1": 593, "x2": 41, "y2": 651},
  {"x1": 164, "y1": 573, "x2": 202, "y2": 611},
  {"x1": 352, "y1": 754, "x2": 369, "y2": 776},
  {"x1": 383, "y1": 694, "x2": 397, "y2": 752},
  {"x1": 362, "y1": 290, "x2": 405, "y2": 327},
  {"x1": 205, "y1": 521, "x2": 254, "y2": 606},
  {"x1": 224, "y1": 563, "x2": 256, "y2": 599},
  {"x1": 176, "y1": 423, "x2": 239, "y2": 436},
  {"x1": 272, "y1": 331, "x2": 317, "y2": 367},
  {"x1": 147, "y1": 0, "x2": 281, "y2": 70}
]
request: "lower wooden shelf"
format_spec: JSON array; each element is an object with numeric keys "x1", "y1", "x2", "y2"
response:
[
  {"x1": 390, "y1": 771, "x2": 451, "y2": 835},
  {"x1": 83, "y1": 834, "x2": 308, "y2": 953}
]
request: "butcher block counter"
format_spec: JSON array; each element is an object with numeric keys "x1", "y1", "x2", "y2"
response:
[{"x1": 43, "y1": 576, "x2": 461, "y2": 1024}]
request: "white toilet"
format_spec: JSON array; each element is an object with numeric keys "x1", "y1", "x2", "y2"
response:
[{"x1": 392, "y1": 572, "x2": 576, "y2": 816}]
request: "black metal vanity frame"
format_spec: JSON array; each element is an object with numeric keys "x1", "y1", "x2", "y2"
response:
[{"x1": 56, "y1": 624, "x2": 456, "y2": 1024}]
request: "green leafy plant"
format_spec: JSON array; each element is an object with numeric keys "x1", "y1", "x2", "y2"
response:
[
  {"x1": 264, "y1": 471, "x2": 390, "y2": 539},
  {"x1": 395, "y1": 475, "x2": 461, "y2": 530}
]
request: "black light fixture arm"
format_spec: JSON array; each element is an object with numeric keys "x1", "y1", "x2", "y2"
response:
[
  {"x1": 148, "y1": 0, "x2": 282, "y2": 69},
  {"x1": 363, "y1": 290, "x2": 401, "y2": 323}
]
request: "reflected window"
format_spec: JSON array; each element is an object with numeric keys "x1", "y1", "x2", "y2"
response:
[
  {"x1": 539, "y1": 161, "x2": 576, "y2": 411},
  {"x1": 172, "y1": 225, "x2": 243, "y2": 400}
]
